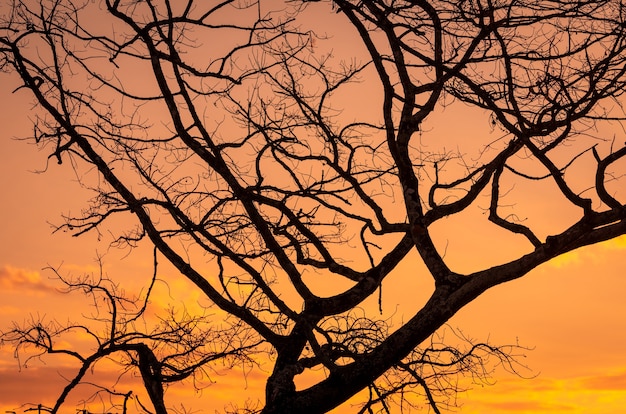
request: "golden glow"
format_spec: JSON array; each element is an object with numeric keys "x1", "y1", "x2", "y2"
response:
[{"x1": 1, "y1": 2, "x2": 626, "y2": 413}]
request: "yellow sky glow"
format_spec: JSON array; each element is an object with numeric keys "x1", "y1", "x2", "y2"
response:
[{"x1": 1, "y1": 1, "x2": 626, "y2": 413}]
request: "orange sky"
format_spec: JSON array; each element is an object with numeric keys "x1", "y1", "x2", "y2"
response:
[
  {"x1": 2, "y1": 75, "x2": 626, "y2": 413},
  {"x1": 2, "y1": 2, "x2": 626, "y2": 413}
]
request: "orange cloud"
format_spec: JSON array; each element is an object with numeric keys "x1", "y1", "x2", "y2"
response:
[
  {"x1": 0, "y1": 366, "x2": 75, "y2": 408},
  {"x1": 456, "y1": 370, "x2": 626, "y2": 414},
  {"x1": 545, "y1": 232, "x2": 626, "y2": 270},
  {"x1": 579, "y1": 370, "x2": 626, "y2": 391},
  {"x1": 0, "y1": 361, "x2": 270, "y2": 414},
  {"x1": 479, "y1": 400, "x2": 575, "y2": 412},
  {"x1": 0, "y1": 362, "x2": 155, "y2": 413},
  {"x1": 600, "y1": 234, "x2": 626, "y2": 250},
  {"x1": 0, "y1": 305, "x2": 21, "y2": 316},
  {"x1": 0, "y1": 266, "x2": 56, "y2": 295}
]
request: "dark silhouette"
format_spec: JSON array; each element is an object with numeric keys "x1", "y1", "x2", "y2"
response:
[{"x1": 2, "y1": 0, "x2": 626, "y2": 412}]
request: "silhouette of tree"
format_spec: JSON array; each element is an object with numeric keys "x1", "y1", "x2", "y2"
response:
[
  {"x1": 3, "y1": 255, "x2": 261, "y2": 414},
  {"x1": 2, "y1": 0, "x2": 626, "y2": 412}
]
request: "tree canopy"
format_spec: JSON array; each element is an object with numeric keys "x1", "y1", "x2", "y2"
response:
[{"x1": 1, "y1": 0, "x2": 626, "y2": 412}]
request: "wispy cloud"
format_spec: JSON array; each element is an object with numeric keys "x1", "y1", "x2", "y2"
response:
[
  {"x1": 0, "y1": 305, "x2": 21, "y2": 316},
  {"x1": 478, "y1": 399, "x2": 575, "y2": 412},
  {"x1": 0, "y1": 363, "x2": 149, "y2": 411},
  {"x1": 601, "y1": 234, "x2": 626, "y2": 250},
  {"x1": 0, "y1": 361, "x2": 268, "y2": 414},
  {"x1": 0, "y1": 266, "x2": 57, "y2": 295},
  {"x1": 579, "y1": 370, "x2": 626, "y2": 391},
  {"x1": 0, "y1": 365, "x2": 82, "y2": 408},
  {"x1": 457, "y1": 370, "x2": 626, "y2": 414},
  {"x1": 546, "y1": 234, "x2": 626, "y2": 270}
]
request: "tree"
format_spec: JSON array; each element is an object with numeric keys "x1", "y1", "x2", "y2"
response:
[{"x1": 1, "y1": 0, "x2": 626, "y2": 412}]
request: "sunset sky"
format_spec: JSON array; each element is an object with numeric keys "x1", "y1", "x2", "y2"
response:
[{"x1": 2, "y1": 1, "x2": 626, "y2": 413}]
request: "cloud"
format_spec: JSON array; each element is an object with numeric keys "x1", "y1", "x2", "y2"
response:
[
  {"x1": 547, "y1": 250, "x2": 581, "y2": 268},
  {"x1": 0, "y1": 361, "x2": 267, "y2": 414},
  {"x1": 0, "y1": 365, "x2": 80, "y2": 408},
  {"x1": 0, "y1": 305, "x2": 21, "y2": 315},
  {"x1": 579, "y1": 371, "x2": 626, "y2": 391},
  {"x1": 0, "y1": 363, "x2": 149, "y2": 411},
  {"x1": 457, "y1": 369, "x2": 626, "y2": 414},
  {"x1": 0, "y1": 266, "x2": 57, "y2": 295},
  {"x1": 601, "y1": 234, "x2": 626, "y2": 250},
  {"x1": 479, "y1": 400, "x2": 575, "y2": 412},
  {"x1": 545, "y1": 234, "x2": 626, "y2": 270}
]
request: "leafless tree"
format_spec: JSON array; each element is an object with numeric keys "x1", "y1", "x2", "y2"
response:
[
  {"x1": 2, "y1": 252, "x2": 261, "y2": 414},
  {"x1": 1, "y1": 0, "x2": 626, "y2": 412}
]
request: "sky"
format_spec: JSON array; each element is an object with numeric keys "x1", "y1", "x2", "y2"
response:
[{"x1": 1, "y1": 1, "x2": 626, "y2": 413}]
